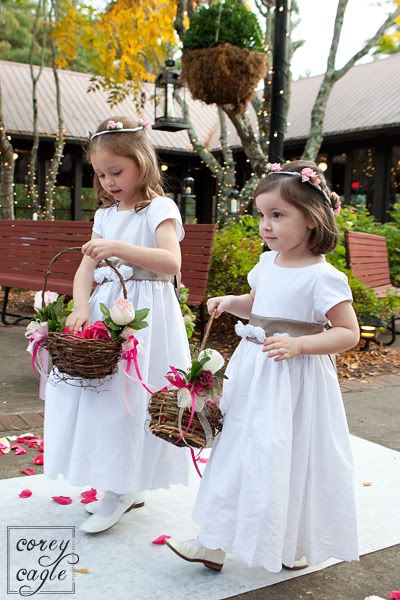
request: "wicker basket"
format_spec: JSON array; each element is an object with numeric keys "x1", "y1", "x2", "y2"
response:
[
  {"x1": 148, "y1": 313, "x2": 223, "y2": 448},
  {"x1": 181, "y1": 44, "x2": 267, "y2": 113},
  {"x1": 42, "y1": 247, "x2": 125, "y2": 380}
]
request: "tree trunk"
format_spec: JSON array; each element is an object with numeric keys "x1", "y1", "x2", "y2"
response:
[
  {"x1": 0, "y1": 82, "x2": 15, "y2": 219},
  {"x1": 302, "y1": 0, "x2": 400, "y2": 161},
  {"x1": 28, "y1": 0, "x2": 48, "y2": 217},
  {"x1": 44, "y1": 0, "x2": 64, "y2": 220}
]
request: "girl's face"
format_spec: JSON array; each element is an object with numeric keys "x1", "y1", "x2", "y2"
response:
[
  {"x1": 256, "y1": 188, "x2": 313, "y2": 257},
  {"x1": 91, "y1": 149, "x2": 141, "y2": 206}
]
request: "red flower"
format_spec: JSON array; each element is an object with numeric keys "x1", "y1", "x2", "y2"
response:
[
  {"x1": 19, "y1": 489, "x2": 32, "y2": 498},
  {"x1": 198, "y1": 369, "x2": 214, "y2": 390},
  {"x1": 33, "y1": 454, "x2": 44, "y2": 465},
  {"x1": 390, "y1": 592, "x2": 400, "y2": 600},
  {"x1": 92, "y1": 321, "x2": 111, "y2": 340}
]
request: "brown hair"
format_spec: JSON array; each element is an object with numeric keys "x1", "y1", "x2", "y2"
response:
[
  {"x1": 254, "y1": 160, "x2": 339, "y2": 255},
  {"x1": 86, "y1": 116, "x2": 164, "y2": 211}
]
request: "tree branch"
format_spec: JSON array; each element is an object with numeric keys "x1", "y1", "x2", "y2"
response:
[{"x1": 334, "y1": 5, "x2": 400, "y2": 80}]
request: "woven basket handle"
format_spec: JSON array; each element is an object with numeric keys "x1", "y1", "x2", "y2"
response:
[
  {"x1": 42, "y1": 246, "x2": 128, "y2": 306},
  {"x1": 199, "y1": 308, "x2": 217, "y2": 352}
]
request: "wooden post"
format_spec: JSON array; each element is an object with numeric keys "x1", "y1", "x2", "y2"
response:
[{"x1": 71, "y1": 152, "x2": 82, "y2": 221}]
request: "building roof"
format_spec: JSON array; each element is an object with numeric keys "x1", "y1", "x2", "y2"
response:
[{"x1": 1, "y1": 53, "x2": 400, "y2": 153}]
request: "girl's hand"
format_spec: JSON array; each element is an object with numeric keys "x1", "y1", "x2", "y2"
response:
[
  {"x1": 207, "y1": 296, "x2": 232, "y2": 318},
  {"x1": 82, "y1": 238, "x2": 115, "y2": 261},
  {"x1": 262, "y1": 335, "x2": 302, "y2": 361},
  {"x1": 65, "y1": 307, "x2": 89, "y2": 334}
]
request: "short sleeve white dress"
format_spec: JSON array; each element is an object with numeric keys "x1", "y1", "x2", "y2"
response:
[
  {"x1": 193, "y1": 250, "x2": 359, "y2": 572},
  {"x1": 44, "y1": 197, "x2": 191, "y2": 495}
]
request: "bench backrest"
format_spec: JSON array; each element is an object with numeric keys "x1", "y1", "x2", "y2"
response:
[
  {"x1": 345, "y1": 230, "x2": 391, "y2": 289},
  {"x1": 0, "y1": 220, "x2": 216, "y2": 306}
]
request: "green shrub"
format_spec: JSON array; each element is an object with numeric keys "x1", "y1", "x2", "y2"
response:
[
  {"x1": 207, "y1": 216, "x2": 263, "y2": 297},
  {"x1": 182, "y1": 0, "x2": 264, "y2": 52},
  {"x1": 208, "y1": 210, "x2": 400, "y2": 323}
]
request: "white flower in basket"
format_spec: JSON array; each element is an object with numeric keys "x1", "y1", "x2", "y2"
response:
[
  {"x1": 109, "y1": 299, "x2": 136, "y2": 325},
  {"x1": 197, "y1": 348, "x2": 225, "y2": 374},
  {"x1": 34, "y1": 290, "x2": 59, "y2": 311}
]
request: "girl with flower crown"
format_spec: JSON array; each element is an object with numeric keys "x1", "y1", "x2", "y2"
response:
[
  {"x1": 166, "y1": 160, "x2": 359, "y2": 572},
  {"x1": 44, "y1": 117, "x2": 191, "y2": 533}
]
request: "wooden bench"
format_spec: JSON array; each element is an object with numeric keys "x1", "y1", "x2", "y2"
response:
[
  {"x1": 0, "y1": 220, "x2": 216, "y2": 326},
  {"x1": 345, "y1": 230, "x2": 400, "y2": 344}
]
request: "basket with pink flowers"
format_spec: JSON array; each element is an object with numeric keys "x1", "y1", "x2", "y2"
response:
[{"x1": 26, "y1": 247, "x2": 149, "y2": 382}]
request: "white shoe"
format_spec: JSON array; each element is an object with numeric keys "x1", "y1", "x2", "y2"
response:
[
  {"x1": 84, "y1": 491, "x2": 145, "y2": 514},
  {"x1": 282, "y1": 557, "x2": 309, "y2": 570},
  {"x1": 166, "y1": 537, "x2": 225, "y2": 571},
  {"x1": 79, "y1": 491, "x2": 142, "y2": 534}
]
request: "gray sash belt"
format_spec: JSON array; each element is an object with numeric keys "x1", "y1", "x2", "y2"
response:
[
  {"x1": 247, "y1": 313, "x2": 336, "y2": 369},
  {"x1": 247, "y1": 314, "x2": 324, "y2": 342},
  {"x1": 126, "y1": 267, "x2": 173, "y2": 283},
  {"x1": 98, "y1": 262, "x2": 173, "y2": 283}
]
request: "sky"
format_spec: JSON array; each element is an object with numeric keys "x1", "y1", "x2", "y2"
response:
[
  {"x1": 90, "y1": 0, "x2": 396, "y2": 79},
  {"x1": 290, "y1": 0, "x2": 395, "y2": 79}
]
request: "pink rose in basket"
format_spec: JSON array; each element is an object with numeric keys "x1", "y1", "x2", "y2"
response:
[{"x1": 110, "y1": 299, "x2": 135, "y2": 326}]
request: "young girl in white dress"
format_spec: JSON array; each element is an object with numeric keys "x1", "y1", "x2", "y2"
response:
[
  {"x1": 44, "y1": 117, "x2": 190, "y2": 533},
  {"x1": 167, "y1": 160, "x2": 360, "y2": 572}
]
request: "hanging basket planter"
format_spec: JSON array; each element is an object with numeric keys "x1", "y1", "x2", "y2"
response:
[
  {"x1": 182, "y1": 0, "x2": 267, "y2": 114},
  {"x1": 182, "y1": 43, "x2": 267, "y2": 113}
]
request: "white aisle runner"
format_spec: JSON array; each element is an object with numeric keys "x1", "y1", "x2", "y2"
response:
[{"x1": 0, "y1": 436, "x2": 399, "y2": 600}]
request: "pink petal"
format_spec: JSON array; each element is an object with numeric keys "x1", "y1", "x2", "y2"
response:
[
  {"x1": 11, "y1": 444, "x2": 28, "y2": 455},
  {"x1": 21, "y1": 467, "x2": 36, "y2": 476},
  {"x1": 152, "y1": 534, "x2": 171, "y2": 545},
  {"x1": 80, "y1": 488, "x2": 97, "y2": 498},
  {"x1": 33, "y1": 454, "x2": 44, "y2": 465},
  {"x1": 52, "y1": 496, "x2": 72, "y2": 505},
  {"x1": 0, "y1": 443, "x2": 8, "y2": 450},
  {"x1": 81, "y1": 497, "x2": 98, "y2": 504},
  {"x1": 19, "y1": 489, "x2": 32, "y2": 498},
  {"x1": 198, "y1": 457, "x2": 208, "y2": 464},
  {"x1": 390, "y1": 593, "x2": 400, "y2": 600}
]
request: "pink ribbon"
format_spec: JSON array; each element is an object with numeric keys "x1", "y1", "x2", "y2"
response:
[
  {"x1": 122, "y1": 336, "x2": 166, "y2": 396},
  {"x1": 28, "y1": 330, "x2": 49, "y2": 401},
  {"x1": 123, "y1": 343, "x2": 207, "y2": 478}
]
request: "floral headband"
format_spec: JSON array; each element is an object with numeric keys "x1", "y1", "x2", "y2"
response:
[
  {"x1": 89, "y1": 118, "x2": 151, "y2": 141},
  {"x1": 266, "y1": 163, "x2": 341, "y2": 215}
]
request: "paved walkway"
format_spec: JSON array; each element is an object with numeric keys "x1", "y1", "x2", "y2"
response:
[{"x1": 0, "y1": 323, "x2": 399, "y2": 599}]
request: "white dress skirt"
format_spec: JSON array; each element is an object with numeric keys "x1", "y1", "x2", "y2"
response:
[
  {"x1": 193, "y1": 250, "x2": 359, "y2": 572},
  {"x1": 44, "y1": 197, "x2": 191, "y2": 494}
]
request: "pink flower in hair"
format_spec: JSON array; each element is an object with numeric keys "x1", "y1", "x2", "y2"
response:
[
  {"x1": 106, "y1": 120, "x2": 123, "y2": 130},
  {"x1": 331, "y1": 192, "x2": 342, "y2": 215},
  {"x1": 138, "y1": 118, "x2": 151, "y2": 131},
  {"x1": 266, "y1": 163, "x2": 282, "y2": 172},
  {"x1": 301, "y1": 167, "x2": 321, "y2": 185}
]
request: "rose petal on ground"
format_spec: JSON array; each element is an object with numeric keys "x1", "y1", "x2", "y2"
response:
[
  {"x1": 198, "y1": 458, "x2": 208, "y2": 464},
  {"x1": 21, "y1": 467, "x2": 36, "y2": 476},
  {"x1": 33, "y1": 454, "x2": 44, "y2": 465},
  {"x1": 80, "y1": 488, "x2": 97, "y2": 498},
  {"x1": 52, "y1": 496, "x2": 72, "y2": 505},
  {"x1": 19, "y1": 489, "x2": 32, "y2": 498},
  {"x1": 152, "y1": 535, "x2": 171, "y2": 545},
  {"x1": 11, "y1": 444, "x2": 28, "y2": 455}
]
